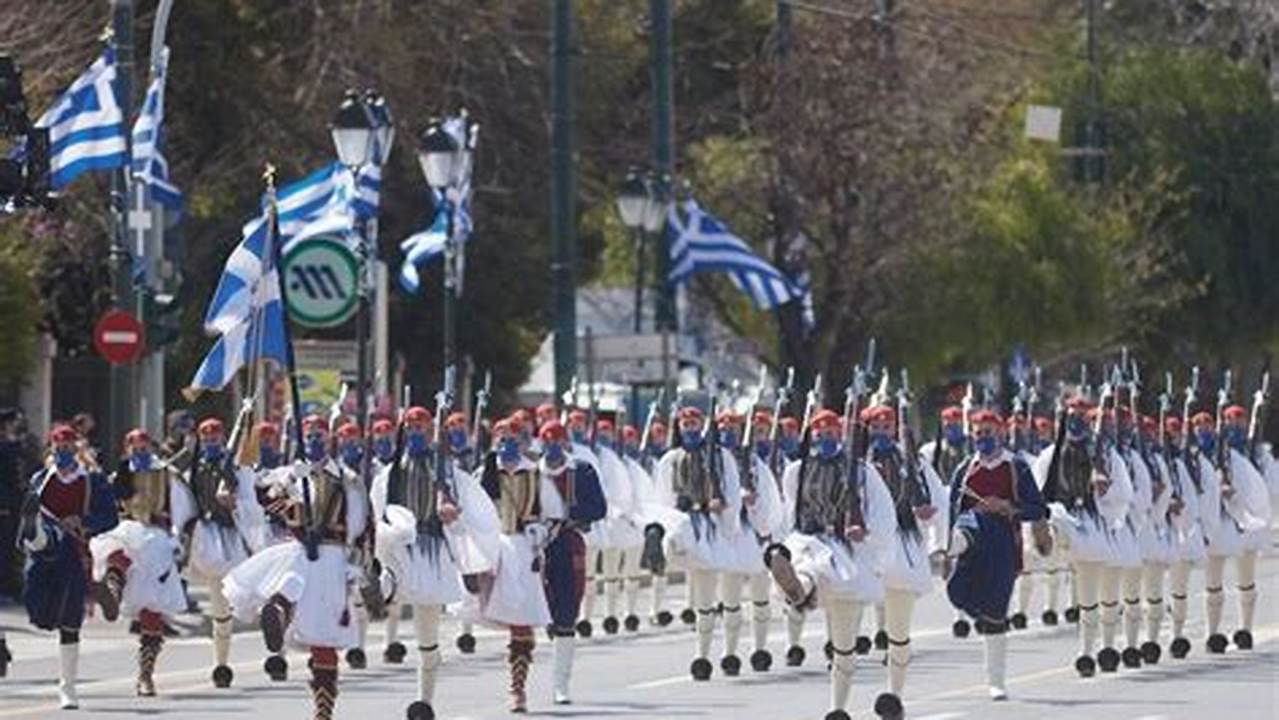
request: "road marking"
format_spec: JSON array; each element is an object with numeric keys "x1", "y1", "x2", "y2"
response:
[
  {"x1": 913, "y1": 713, "x2": 968, "y2": 720},
  {"x1": 627, "y1": 674, "x2": 691, "y2": 690}
]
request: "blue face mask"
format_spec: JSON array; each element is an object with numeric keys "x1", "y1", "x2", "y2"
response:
[
  {"x1": 780, "y1": 436, "x2": 800, "y2": 457},
  {"x1": 1196, "y1": 430, "x2": 1215, "y2": 456},
  {"x1": 870, "y1": 432, "x2": 895, "y2": 455},
  {"x1": 406, "y1": 432, "x2": 428, "y2": 456},
  {"x1": 544, "y1": 442, "x2": 566, "y2": 465},
  {"x1": 754, "y1": 439, "x2": 771, "y2": 461},
  {"x1": 681, "y1": 431, "x2": 702, "y2": 450},
  {"x1": 571, "y1": 428, "x2": 587, "y2": 445},
  {"x1": 131, "y1": 449, "x2": 153, "y2": 471},
  {"x1": 448, "y1": 428, "x2": 468, "y2": 450},
  {"x1": 259, "y1": 446, "x2": 280, "y2": 469},
  {"x1": 340, "y1": 443, "x2": 362, "y2": 466},
  {"x1": 499, "y1": 438, "x2": 521, "y2": 464},
  {"x1": 816, "y1": 437, "x2": 840, "y2": 459},
  {"x1": 649, "y1": 441, "x2": 666, "y2": 456},
  {"x1": 943, "y1": 424, "x2": 965, "y2": 447},
  {"x1": 719, "y1": 430, "x2": 739, "y2": 450},
  {"x1": 202, "y1": 442, "x2": 224, "y2": 462},
  {"x1": 975, "y1": 435, "x2": 998, "y2": 456},
  {"x1": 54, "y1": 448, "x2": 77, "y2": 470},
  {"x1": 373, "y1": 437, "x2": 394, "y2": 462},
  {"x1": 1225, "y1": 426, "x2": 1245, "y2": 449},
  {"x1": 304, "y1": 435, "x2": 327, "y2": 461},
  {"x1": 1066, "y1": 416, "x2": 1088, "y2": 440}
]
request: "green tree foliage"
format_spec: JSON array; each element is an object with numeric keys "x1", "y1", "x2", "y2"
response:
[{"x1": 0, "y1": 227, "x2": 39, "y2": 385}]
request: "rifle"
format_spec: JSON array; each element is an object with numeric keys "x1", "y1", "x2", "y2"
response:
[
  {"x1": 1158, "y1": 371, "x2": 1177, "y2": 501},
  {"x1": 639, "y1": 388, "x2": 666, "y2": 455},
  {"x1": 960, "y1": 382, "x2": 975, "y2": 455},
  {"x1": 1181, "y1": 366, "x2": 1203, "y2": 493},
  {"x1": 1215, "y1": 369, "x2": 1233, "y2": 493},
  {"x1": 839, "y1": 365, "x2": 868, "y2": 533},
  {"x1": 1041, "y1": 385, "x2": 1071, "y2": 507},
  {"x1": 739, "y1": 366, "x2": 768, "y2": 494},
  {"x1": 471, "y1": 370, "x2": 492, "y2": 457},
  {"x1": 791, "y1": 372, "x2": 824, "y2": 531},
  {"x1": 435, "y1": 366, "x2": 459, "y2": 507},
  {"x1": 896, "y1": 368, "x2": 931, "y2": 510},
  {"x1": 1247, "y1": 367, "x2": 1270, "y2": 465},
  {"x1": 768, "y1": 366, "x2": 796, "y2": 476},
  {"x1": 560, "y1": 376, "x2": 579, "y2": 426},
  {"x1": 1091, "y1": 376, "x2": 1116, "y2": 478}
]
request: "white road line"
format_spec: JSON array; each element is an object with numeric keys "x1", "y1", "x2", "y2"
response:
[
  {"x1": 626, "y1": 674, "x2": 692, "y2": 690},
  {"x1": 913, "y1": 713, "x2": 968, "y2": 720}
]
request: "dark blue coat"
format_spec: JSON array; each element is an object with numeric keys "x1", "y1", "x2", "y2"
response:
[{"x1": 543, "y1": 460, "x2": 606, "y2": 631}]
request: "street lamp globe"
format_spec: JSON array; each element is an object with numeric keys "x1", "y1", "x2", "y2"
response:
[
  {"x1": 641, "y1": 174, "x2": 667, "y2": 234},
  {"x1": 616, "y1": 169, "x2": 647, "y2": 229},
  {"x1": 417, "y1": 121, "x2": 460, "y2": 190},
  {"x1": 331, "y1": 89, "x2": 376, "y2": 168},
  {"x1": 364, "y1": 90, "x2": 395, "y2": 166}
]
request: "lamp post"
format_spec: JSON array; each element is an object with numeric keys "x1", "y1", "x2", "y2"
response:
[
  {"x1": 616, "y1": 169, "x2": 667, "y2": 419},
  {"x1": 331, "y1": 89, "x2": 392, "y2": 434},
  {"x1": 417, "y1": 113, "x2": 476, "y2": 372}
]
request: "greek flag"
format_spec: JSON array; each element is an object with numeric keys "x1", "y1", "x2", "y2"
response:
[
  {"x1": 276, "y1": 162, "x2": 380, "y2": 251},
  {"x1": 188, "y1": 211, "x2": 287, "y2": 394},
  {"x1": 666, "y1": 199, "x2": 804, "y2": 310},
  {"x1": 33, "y1": 48, "x2": 127, "y2": 190},
  {"x1": 131, "y1": 47, "x2": 182, "y2": 213},
  {"x1": 398, "y1": 191, "x2": 473, "y2": 293}
]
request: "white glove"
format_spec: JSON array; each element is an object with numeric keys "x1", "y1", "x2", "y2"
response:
[
  {"x1": 524, "y1": 523, "x2": 548, "y2": 548},
  {"x1": 291, "y1": 459, "x2": 310, "y2": 481}
]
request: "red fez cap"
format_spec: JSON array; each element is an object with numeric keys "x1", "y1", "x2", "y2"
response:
[
  {"x1": 539, "y1": 421, "x2": 567, "y2": 443},
  {"x1": 493, "y1": 418, "x2": 514, "y2": 436},
  {"x1": 1006, "y1": 413, "x2": 1029, "y2": 428},
  {"x1": 337, "y1": 422, "x2": 361, "y2": 439},
  {"x1": 1190, "y1": 411, "x2": 1214, "y2": 427},
  {"x1": 446, "y1": 411, "x2": 467, "y2": 428},
  {"x1": 301, "y1": 414, "x2": 327, "y2": 433},
  {"x1": 622, "y1": 424, "x2": 639, "y2": 441},
  {"x1": 535, "y1": 403, "x2": 557, "y2": 418},
  {"x1": 125, "y1": 428, "x2": 150, "y2": 445},
  {"x1": 1223, "y1": 405, "x2": 1247, "y2": 421},
  {"x1": 970, "y1": 409, "x2": 1003, "y2": 426},
  {"x1": 255, "y1": 421, "x2": 279, "y2": 438},
  {"x1": 1139, "y1": 415, "x2": 1157, "y2": 433},
  {"x1": 650, "y1": 421, "x2": 668, "y2": 437},
  {"x1": 49, "y1": 424, "x2": 77, "y2": 444},
  {"x1": 751, "y1": 410, "x2": 773, "y2": 427},
  {"x1": 716, "y1": 410, "x2": 744, "y2": 427},
  {"x1": 197, "y1": 418, "x2": 225, "y2": 437},
  {"x1": 371, "y1": 419, "x2": 394, "y2": 435},
  {"x1": 939, "y1": 406, "x2": 963, "y2": 422},
  {"x1": 779, "y1": 417, "x2": 800, "y2": 431},
  {"x1": 677, "y1": 407, "x2": 704, "y2": 422},
  {"x1": 810, "y1": 409, "x2": 841, "y2": 431},
  {"x1": 1033, "y1": 416, "x2": 1053, "y2": 433},
  {"x1": 1065, "y1": 396, "x2": 1094, "y2": 413},
  {"x1": 596, "y1": 419, "x2": 615, "y2": 433},
  {"x1": 567, "y1": 409, "x2": 588, "y2": 424},
  {"x1": 859, "y1": 405, "x2": 896, "y2": 426},
  {"x1": 404, "y1": 406, "x2": 432, "y2": 424},
  {"x1": 1164, "y1": 416, "x2": 1183, "y2": 433}
]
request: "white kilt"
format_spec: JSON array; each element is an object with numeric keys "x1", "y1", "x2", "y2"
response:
[
  {"x1": 665, "y1": 512, "x2": 739, "y2": 572},
  {"x1": 375, "y1": 506, "x2": 465, "y2": 607},
  {"x1": 1242, "y1": 527, "x2": 1271, "y2": 553},
  {"x1": 1207, "y1": 513, "x2": 1248, "y2": 557},
  {"x1": 1138, "y1": 521, "x2": 1177, "y2": 565},
  {"x1": 1108, "y1": 521, "x2": 1143, "y2": 569},
  {"x1": 1050, "y1": 505, "x2": 1116, "y2": 565},
  {"x1": 223, "y1": 542, "x2": 359, "y2": 649},
  {"x1": 464, "y1": 533, "x2": 551, "y2": 628},
  {"x1": 90, "y1": 520, "x2": 187, "y2": 618},
  {"x1": 187, "y1": 519, "x2": 252, "y2": 580},
  {"x1": 720, "y1": 523, "x2": 767, "y2": 575},
  {"x1": 779, "y1": 531, "x2": 883, "y2": 605},
  {"x1": 881, "y1": 531, "x2": 936, "y2": 597}
]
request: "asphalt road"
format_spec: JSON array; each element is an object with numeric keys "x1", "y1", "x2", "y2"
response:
[{"x1": 1, "y1": 550, "x2": 1276, "y2": 720}]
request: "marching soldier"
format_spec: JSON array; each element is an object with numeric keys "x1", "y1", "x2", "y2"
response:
[
  {"x1": 335, "y1": 422, "x2": 364, "y2": 474},
  {"x1": 919, "y1": 406, "x2": 967, "y2": 486},
  {"x1": 945, "y1": 409, "x2": 1048, "y2": 701},
  {"x1": 653, "y1": 405, "x2": 747, "y2": 681},
  {"x1": 19, "y1": 424, "x2": 119, "y2": 709},
  {"x1": 765, "y1": 409, "x2": 894, "y2": 720},
  {"x1": 1163, "y1": 415, "x2": 1207, "y2": 658},
  {"x1": 471, "y1": 418, "x2": 605, "y2": 711},
  {"x1": 1222, "y1": 404, "x2": 1273, "y2": 649},
  {"x1": 592, "y1": 419, "x2": 647, "y2": 634},
  {"x1": 862, "y1": 403, "x2": 947, "y2": 718},
  {"x1": 371, "y1": 405, "x2": 499, "y2": 720},
  {"x1": 1034, "y1": 396, "x2": 1133, "y2": 679},
  {"x1": 222, "y1": 415, "x2": 369, "y2": 720},
  {"x1": 172, "y1": 416, "x2": 264, "y2": 689},
  {"x1": 90, "y1": 429, "x2": 188, "y2": 697},
  {"x1": 371, "y1": 418, "x2": 397, "y2": 468}
]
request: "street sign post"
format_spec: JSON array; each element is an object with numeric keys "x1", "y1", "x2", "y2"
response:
[
  {"x1": 94, "y1": 310, "x2": 145, "y2": 365},
  {"x1": 282, "y1": 236, "x2": 359, "y2": 328}
]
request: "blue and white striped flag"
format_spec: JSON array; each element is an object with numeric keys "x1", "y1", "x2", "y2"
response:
[
  {"x1": 33, "y1": 48, "x2": 127, "y2": 190},
  {"x1": 188, "y1": 208, "x2": 287, "y2": 394},
  {"x1": 666, "y1": 199, "x2": 804, "y2": 310},
  {"x1": 398, "y1": 191, "x2": 473, "y2": 294},
  {"x1": 276, "y1": 162, "x2": 380, "y2": 252},
  {"x1": 130, "y1": 47, "x2": 182, "y2": 213}
]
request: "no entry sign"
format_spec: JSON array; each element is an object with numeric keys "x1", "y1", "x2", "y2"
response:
[{"x1": 93, "y1": 310, "x2": 145, "y2": 365}]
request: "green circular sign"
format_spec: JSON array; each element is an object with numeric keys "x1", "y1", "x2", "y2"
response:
[{"x1": 281, "y1": 236, "x2": 359, "y2": 328}]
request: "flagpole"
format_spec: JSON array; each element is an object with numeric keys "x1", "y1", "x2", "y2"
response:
[
  {"x1": 107, "y1": 0, "x2": 137, "y2": 453},
  {"x1": 264, "y1": 164, "x2": 306, "y2": 461}
]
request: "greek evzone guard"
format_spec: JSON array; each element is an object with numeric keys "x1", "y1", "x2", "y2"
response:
[
  {"x1": 469, "y1": 418, "x2": 605, "y2": 711},
  {"x1": 371, "y1": 405, "x2": 500, "y2": 720},
  {"x1": 1195, "y1": 406, "x2": 1271, "y2": 653},
  {"x1": 1127, "y1": 414, "x2": 1178, "y2": 664},
  {"x1": 562, "y1": 409, "x2": 611, "y2": 638},
  {"x1": 369, "y1": 415, "x2": 423, "y2": 663},
  {"x1": 334, "y1": 420, "x2": 373, "y2": 670},
  {"x1": 222, "y1": 415, "x2": 370, "y2": 720},
  {"x1": 19, "y1": 424, "x2": 119, "y2": 709},
  {"x1": 592, "y1": 419, "x2": 649, "y2": 634},
  {"x1": 1160, "y1": 416, "x2": 1207, "y2": 658},
  {"x1": 771, "y1": 414, "x2": 818, "y2": 664},
  {"x1": 615, "y1": 423, "x2": 670, "y2": 629},
  {"x1": 1034, "y1": 396, "x2": 1134, "y2": 678},
  {"x1": 945, "y1": 409, "x2": 1049, "y2": 700},
  {"x1": 636, "y1": 419, "x2": 678, "y2": 626},
  {"x1": 89, "y1": 429, "x2": 188, "y2": 697},
  {"x1": 173, "y1": 417, "x2": 265, "y2": 689},
  {"x1": 248, "y1": 421, "x2": 300, "y2": 681},
  {"x1": 1011, "y1": 414, "x2": 1068, "y2": 628},
  {"x1": 765, "y1": 409, "x2": 895, "y2": 720},
  {"x1": 918, "y1": 406, "x2": 979, "y2": 639},
  {"x1": 652, "y1": 405, "x2": 749, "y2": 681},
  {"x1": 862, "y1": 403, "x2": 947, "y2": 718},
  {"x1": 712, "y1": 410, "x2": 786, "y2": 674}
]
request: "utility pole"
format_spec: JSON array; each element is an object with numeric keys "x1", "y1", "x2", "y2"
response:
[
  {"x1": 550, "y1": 0, "x2": 578, "y2": 401},
  {"x1": 1080, "y1": 0, "x2": 1105, "y2": 183},
  {"x1": 107, "y1": 0, "x2": 135, "y2": 452},
  {"x1": 650, "y1": 0, "x2": 675, "y2": 398}
]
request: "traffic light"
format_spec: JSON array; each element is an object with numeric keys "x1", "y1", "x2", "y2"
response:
[{"x1": 141, "y1": 283, "x2": 184, "y2": 350}]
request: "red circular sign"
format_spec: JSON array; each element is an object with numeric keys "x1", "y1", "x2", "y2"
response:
[{"x1": 93, "y1": 310, "x2": 145, "y2": 365}]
